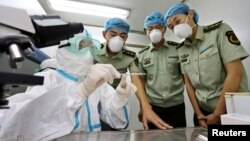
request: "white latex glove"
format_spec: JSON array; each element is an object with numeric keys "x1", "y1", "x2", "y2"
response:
[
  {"x1": 114, "y1": 74, "x2": 137, "y2": 108},
  {"x1": 77, "y1": 64, "x2": 121, "y2": 99}
]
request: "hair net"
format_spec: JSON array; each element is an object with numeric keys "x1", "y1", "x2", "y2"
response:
[
  {"x1": 103, "y1": 18, "x2": 130, "y2": 34},
  {"x1": 164, "y1": 2, "x2": 199, "y2": 24},
  {"x1": 144, "y1": 11, "x2": 166, "y2": 29}
]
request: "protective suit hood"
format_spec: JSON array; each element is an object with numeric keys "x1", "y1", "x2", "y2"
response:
[
  {"x1": 56, "y1": 30, "x2": 101, "y2": 79},
  {"x1": 56, "y1": 48, "x2": 93, "y2": 79}
]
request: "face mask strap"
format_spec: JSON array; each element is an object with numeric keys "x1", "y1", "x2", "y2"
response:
[
  {"x1": 185, "y1": 15, "x2": 197, "y2": 29},
  {"x1": 185, "y1": 15, "x2": 189, "y2": 24},
  {"x1": 191, "y1": 24, "x2": 197, "y2": 29}
]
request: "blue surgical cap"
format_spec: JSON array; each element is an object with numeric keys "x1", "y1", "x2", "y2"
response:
[
  {"x1": 144, "y1": 11, "x2": 165, "y2": 29},
  {"x1": 103, "y1": 18, "x2": 130, "y2": 34},
  {"x1": 164, "y1": 2, "x2": 199, "y2": 24}
]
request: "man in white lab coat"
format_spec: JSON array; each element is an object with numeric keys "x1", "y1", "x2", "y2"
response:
[{"x1": 0, "y1": 33, "x2": 137, "y2": 141}]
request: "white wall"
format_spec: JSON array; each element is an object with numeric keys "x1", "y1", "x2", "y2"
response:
[{"x1": 0, "y1": 0, "x2": 46, "y2": 15}]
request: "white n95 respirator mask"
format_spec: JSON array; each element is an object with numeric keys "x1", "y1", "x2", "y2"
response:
[
  {"x1": 108, "y1": 36, "x2": 124, "y2": 53},
  {"x1": 173, "y1": 16, "x2": 193, "y2": 39},
  {"x1": 149, "y1": 29, "x2": 163, "y2": 43}
]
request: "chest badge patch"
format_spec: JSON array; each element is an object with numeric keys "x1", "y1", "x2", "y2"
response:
[
  {"x1": 181, "y1": 58, "x2": 188, "y2": 63},
  {"x1": 181, "y1": 54, "x2": 189, "y2": 58},
  {"x1": 144, "y1": 58, "x2": 151, "y2": 65}
]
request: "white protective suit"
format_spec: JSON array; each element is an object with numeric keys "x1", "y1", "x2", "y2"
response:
[{"x1": 0, "y1": 36, "x2": 137, "y2": 141}]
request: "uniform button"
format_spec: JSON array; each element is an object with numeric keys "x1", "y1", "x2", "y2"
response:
[
  {"x1": 194, "y1": 58, "x2": 197, "y2": 61},
  {"x1": 196, "y1": 73, "x2": 199, "y2": 75},
  {"x1": 159, "y1": 61, "x2": 162, "y2": 64},
  {"x1": 163, "y1": 94, "x2": 166, "y2": 97},
  {"x1": 160, "y1": 72, "x2": 163, "y2": 74}
]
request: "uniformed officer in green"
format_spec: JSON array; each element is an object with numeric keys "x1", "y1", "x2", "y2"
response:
[
  {"x1": 132, "y1": 11, "x2": 185, "y2": 130},
  {"x1": 94, "y1": 18, "x2": 137, "y2": 88},
  {"x1": 94, "y1": 18, "x2": 137, "y2": 131},
  {"x1": 165, "y1": 2, "x2": 249, "y2": 128}
]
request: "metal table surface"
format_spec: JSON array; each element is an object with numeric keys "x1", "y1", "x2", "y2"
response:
[{"x1": 54, "y1": 127, "x2": 208, "y2": 141}]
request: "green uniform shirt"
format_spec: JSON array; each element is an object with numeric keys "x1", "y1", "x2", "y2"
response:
[
  {"x1": 94, "y1": 43, "x2": 137, "y2": 88},
  {"x1": 178, "y1": 21, "x2": 249, "y2": 112},
  {"x1": 134, "y1": 41, "x2": 184, "y2": 108}
]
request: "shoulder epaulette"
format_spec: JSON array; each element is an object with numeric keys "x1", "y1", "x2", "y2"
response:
[
  {"x1": 139, "y1": 46, "x2": 150, "y2": 54},
  {"x1": 122, "y1": 49, "x2": 136, "y2": 58},
  {"x1": 203, "y1": 20, "x2": 223, "y2": 33},
  {"x1": 176, "y1": 42, "x2": 184, "y2": 49},
  {"x1": 167, "y1": 41, "x2": 180, "y2": 47}
]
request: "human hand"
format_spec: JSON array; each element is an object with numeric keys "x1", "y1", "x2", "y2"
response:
[
  {"x1": 116, "y1": 74, "x2": 137, "y2": 98},
  {"x1": 77, "y1": 64, "x2": 120, "y2": 98},
  {"x1": 141, "y1": 106, "x2": 173, "y2": 130},
  {"x1": 198, "y1": 113, "x2": 220, "y2": 127},
  {"x1": 113, "y1": 74, "x2": 137, "y2": 108},
  {"x1": 197, "y1": 114, "x2": 208, "y2": 128},
  {"x1": 138, "y1": 108, "x2": 143, "y2": 122},
  {"x1": 206, "y1": 113, "x2": 221, "y2": 125}
]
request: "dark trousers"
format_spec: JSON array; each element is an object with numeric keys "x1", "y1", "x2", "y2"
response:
[
  {"x1": 101, "y1": 120, "x2": 119, "y2": 131},
  {"x1": 148, "y1": 103, "x2": 187, "y2": 129},
  {"x1": 193, "y1": 108, "x2": 212, "y2": 126}
]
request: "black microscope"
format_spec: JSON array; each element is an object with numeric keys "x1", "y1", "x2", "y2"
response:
[{"x1": 0, "y1": 5, "x2": 84, "y2": 108}]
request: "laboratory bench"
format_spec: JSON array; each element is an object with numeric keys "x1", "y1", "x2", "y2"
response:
[{"x1": 54, "y1": 127, "x2": 208, "y2": 141}]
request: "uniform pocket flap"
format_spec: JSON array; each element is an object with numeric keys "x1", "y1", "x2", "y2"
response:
[{"x1": 200, "y1": 45, "x2": 218, "y2": 59}]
